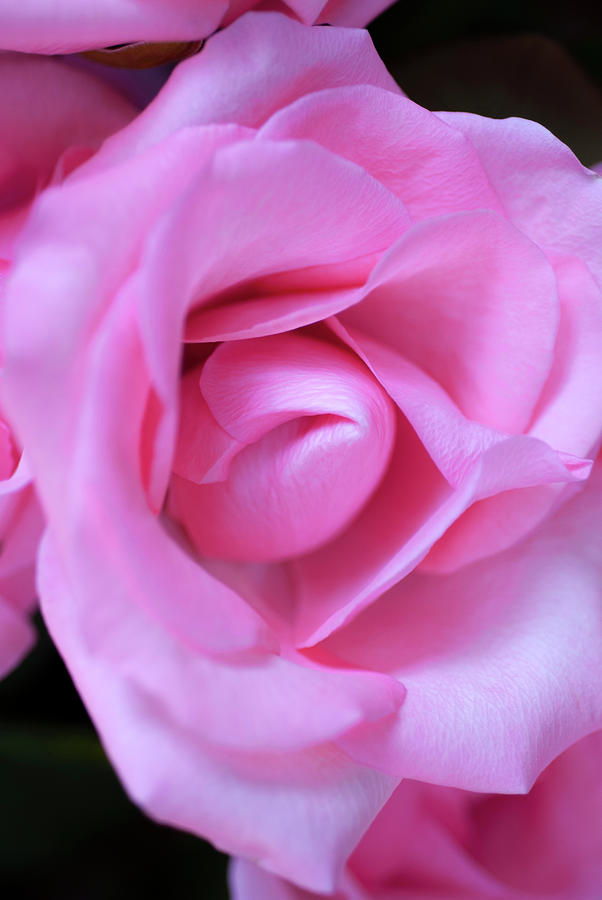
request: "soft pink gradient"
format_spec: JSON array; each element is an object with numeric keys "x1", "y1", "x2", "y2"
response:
[
  {"x1": 3, "y1": 13, "x2": 602, "y2": 891},
  {"x1": 0, "y1": 52, "x2": 135, "y2": 677},
  {"x1": 0, "y1": 0, "x2": 392, "y2": 53},
  {"x1": 231, "y1": 731, "x2": 602, "y2": 900}
]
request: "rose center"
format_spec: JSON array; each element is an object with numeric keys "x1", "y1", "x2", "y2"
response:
[{"x1": 168, "y1": 332, "x2": 396, "y2": 563}]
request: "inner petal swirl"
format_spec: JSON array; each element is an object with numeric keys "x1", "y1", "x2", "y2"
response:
[{"x1": 168, "y1": 332, "x2": 396, "y2": 562}]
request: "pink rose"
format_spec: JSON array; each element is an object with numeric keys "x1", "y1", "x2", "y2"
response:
[
  {"x1": 0, "y1": 52, "x2": 135, "y2": 676},
  {"x1": 0, "y1": 0, "x2": 391, "y2": 53},
  {"x1": 4, "y1": 12, "x2": 602, "y2": 891},
  {"x1": 231, "y1": 730, "x2": 602, "y2": 899}
]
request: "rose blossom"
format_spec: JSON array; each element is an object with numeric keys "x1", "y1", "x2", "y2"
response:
[
  {"x1": 0, "y1": 0, "x2": 391, "y2": 54},
  {"x1": 3, "y1": 12, "x2": 602, "y2": 891},
  {"x1": 0, "y1": 52, "x2": 134, "y2": 677},
  {"x1": 231, "y1": 731, "x2": 602, "y2": 900}
]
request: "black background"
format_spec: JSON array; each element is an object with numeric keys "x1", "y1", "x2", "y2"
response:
[{"x1": 1, "y1": 1, "x2": 601, "y2": 897}]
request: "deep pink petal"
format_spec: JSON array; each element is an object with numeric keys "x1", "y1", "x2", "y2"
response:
[
  {"x1": 0, "y1": 52, "x2": 134, "y2": 208},
  {"x1": 0, "y1": 592, "x2": 35, "y2": 679}
]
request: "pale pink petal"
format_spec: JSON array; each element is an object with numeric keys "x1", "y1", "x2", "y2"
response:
[
  {"x1": 259, "y1": 87, "x2": 500, "y2": 220},
  {"x1": 340, "y1": 211, "x2": 559, "y2": 434},
  {"x1": 39, "y1": 530, "x2": 399, "y2": 892},
  {"x1": 438, "y1": 112, "x2": 602, "y2": 286},
  {"x1": 171, "y1": 368, "x2": 242, "y2": 485}
]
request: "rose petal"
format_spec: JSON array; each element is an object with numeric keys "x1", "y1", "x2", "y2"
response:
[
  {"x1": 341, "y1": 210, "x2": 559, "y2": 434},
  {"x1": 332, "y1": 461, "x2": 602, "y2": 793},
  {"x1": 87, "y1": 11, "x2": 401, "y2": 168},
  {"x1": 39, "y1": 530, "x2": 400, "y2": 892},
  {"x1": 259, "y1": 86, "x2": 500, "y2": 220},
  {"x1": 438, "y1": 111, "x2": 602, "y2": 286}
]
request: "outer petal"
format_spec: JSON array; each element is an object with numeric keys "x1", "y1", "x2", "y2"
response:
[
  {"x1": 84, "y1": 11, "x2": 401, "y2": 168},
  {"x1": 438, "y1": 112, "x2": 602, "y2": 286},
  {"x1": 39, "y1": 529, "x2": 399, "y2": 893},
  {"x1": 0, "y1": 53, "x2": 132, "y2": 678}
]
